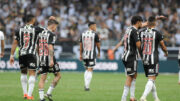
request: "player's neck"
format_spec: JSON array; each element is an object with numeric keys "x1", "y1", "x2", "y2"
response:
[
  {"x1": 147, "y1": 26, "x2": 155, "y2": 29},
  {"x1": 132, "y1": 25, "x2": 138, "y2": 30},
  {"x1": 26, "y1": 22, "x2": 33, "y2": 25},
  {"x1": 47, "y1": 27, "x2": 53, "y2": 32}
]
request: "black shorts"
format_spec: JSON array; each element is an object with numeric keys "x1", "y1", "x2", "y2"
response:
[
  {"x1": 83, "y1": 59, "x2": 96, "y2": 68},
  {"x1": 39, "y1": 63, "x2": 60, "y2": 74},
  {"x1": 19, "y1": 54, "x2": 37, "y2": 70},
  {"x1": 144, "y1": 64, "x2": 159, "y2": 77},
  {"x1": 123, "y1": 60, "x2": 137, "y2": 76},
  {"x1": 178, "y1": 59, "x2": 180, "y2": 67}
]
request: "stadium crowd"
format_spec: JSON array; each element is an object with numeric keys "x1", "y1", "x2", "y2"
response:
[{"x1": 0, "y1": 0, "x2": 180, "y2": 47}]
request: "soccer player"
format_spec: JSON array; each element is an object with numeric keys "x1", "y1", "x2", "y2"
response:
[
  {"x1": 10, "y1": 14, "x2": 43, "y2": 100},
  {"x1": 139, "y1": 16, "x2": 168, "y2": 101},
  {"x1": 38, "y1": 18, "x2": 61, "y2": 101},
  {"x1": 0, "y1": 30, "x2": 4, "y2": 58},
  {"x1": 120, "y1": 16, "x2": 143, "y2": 101},
  {"x1": 79, "y1": 22, "x2": 100, "y2": 91}
]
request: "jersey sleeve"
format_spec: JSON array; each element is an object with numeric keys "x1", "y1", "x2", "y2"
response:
[
  {"x1": 35, "y1": 26, "x2": 44, "y2": 33},
  {"x1": 95, "y1": 33, "x2": 100, "y2": 42},
  {"x1": 14, "y1": 30, "x2": 19, "y2": 41},
  {"x1": 48, "y1": 33, "x2": 56, "y2": 45},
  {"x1": 131, "y1": 29, "x2": 140, "y2": 42},
  {"x1": 157, "y1": 31, "x2": 163, "y2": 42}
]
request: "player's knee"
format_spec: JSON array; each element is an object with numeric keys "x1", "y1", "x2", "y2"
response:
[
  {"x1": 21, "y1": 74, "x2": 27, "y2": 82},
  {"x1": 55, "y1": 73, "x2": 61, "y2": 80},
  {"x1": 21, "y1": 69, "x2": 27, "y2": 74},
  {"x1": 28, "y1": 76, "x2": 35, "y2": 84}
]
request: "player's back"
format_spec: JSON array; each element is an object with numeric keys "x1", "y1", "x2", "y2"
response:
[
  {"x1": 139, "y1": 28, "x2": 163, "y2": 64},
  {"x1": 122, "y1": 26, "x2": 139, "y2": 62},
  {"x1": 80, "y1": 30, "x2": 99, "y2": 60},
  {"x1": 15, "y1": 24, "x2": 43, "y2": 56},
  {"x1": 38, "y1": 28, "x2": 56, "y2": 67}
]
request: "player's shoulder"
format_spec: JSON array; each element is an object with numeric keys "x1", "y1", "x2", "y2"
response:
[
  {"x1": 0, "y1": 30, "x2": 4, "y2": 35},
  {"x1": 152, "y1": 28, "x2": 161, "y2": 34},
  {"x1": 138, "y1": 27, "x2": 147, "y2": 33}
]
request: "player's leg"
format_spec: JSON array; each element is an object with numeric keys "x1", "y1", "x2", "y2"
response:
[
  {"x1": 27, "y1": 69, "x2": 36, "y2": 100},
  {"x1": 84, "y1": 59, "x2": 95, "y2": 91},
  {"x1": 84, "y1": 67, "x2": 93, "y2": 91},
  {"x1": 20, "y1": 68, "x2": 28, "y2": 99},
  {"x1": 45, "y1": 63, "x2": 61, "y2": 101},
  {"x1": 19, "y1": 56, "x2": 28, "y2": 99},
  {"x1": 27, "y1": 55, "x2": 37, "y2": 100},
  {"x1": 140, "y1": 64, "x2": 159, "y2": 101},
  {"x1": 121, "y1": 61, "x2": 137, "y2": 101},
  {"x1": 38, "y1": 66, "x2": 48, "y2": 101},
  {"x1": 130, "y1": 73, "x2": 137, "y2": 101},
  {"x1": 130, "y1": 61, "x2": 138, "y2": 101}
]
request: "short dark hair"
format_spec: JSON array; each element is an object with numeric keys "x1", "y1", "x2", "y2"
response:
[
  {"x1": 48, "y1": 19, "x2": 59, "y2": 26},
  {"x1": 23, "y1": 14, "x2": 35, "y2": 23},
  {"x1": 88, "y1": 22, "x2": 96, "y2": 27},
  {"x1": 148, "y1": 16, "x2": 156, "y2": 22},
  {"x1": 131, "y1": 16, "x2": 143, "y2": 25}
]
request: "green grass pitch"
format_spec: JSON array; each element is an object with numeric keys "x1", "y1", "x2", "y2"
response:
[{"x1": 0, "y1": 72, "x2": 180, "y2": 101}]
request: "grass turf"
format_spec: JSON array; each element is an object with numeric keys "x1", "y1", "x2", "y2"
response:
[{"x1": 0, "y1": 72, "x2": 179, "y2": 101}]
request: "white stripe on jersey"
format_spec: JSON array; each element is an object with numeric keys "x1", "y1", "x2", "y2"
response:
[
  {"x1": 151, "y1": 32, "x2": 155, "y2": 64},
  {"x1": 29, "y1": 28, "x2": 35, "y2": 53},
  {"x1": 91, "y1": 33, "x2": 95, "y2": 59},
  {"x1": 124, "y1": 32, "x2": 130, "y2": 61}
]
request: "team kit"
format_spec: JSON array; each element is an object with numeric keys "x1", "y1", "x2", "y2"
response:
[{"x1": 9, "y1": 14, "x2": 169, "y2": 101}]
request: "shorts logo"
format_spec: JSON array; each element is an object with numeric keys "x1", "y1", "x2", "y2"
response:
[
  {"x1": 89, "y1": 61, "x2": 94, "y2": 65},
  {"x1": 30, "y1": 63, "x2": 35, "y2": 67},
  {"x1": 127, "y1": 68, "x2": 131, "y2": 72},
  {"x1": 149, "y1": 69, "x2": 154, "y2": 73}
]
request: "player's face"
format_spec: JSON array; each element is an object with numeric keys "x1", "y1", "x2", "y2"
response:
[
  {"x1": 90, "y1": 24, "x2": 96, "y2": 31},
  {"x1": 138, "y1": 21, "x2": 142, "y2": 29},
  {"x1": 32, "y1": 18, "x2": 36, "y2": 24},
  {"x1": 51, "y1": 24, "x2": 58, "y2": 32}
]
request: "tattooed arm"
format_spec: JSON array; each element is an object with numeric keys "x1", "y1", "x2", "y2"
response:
[{"x1": 49, "y1": 44, "x2": 54, "y2": 67}]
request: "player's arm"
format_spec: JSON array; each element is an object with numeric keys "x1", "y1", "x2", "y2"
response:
[
  {"x1": 79, "y1": 42, "x2": 83, "y2": 61},
  {"x1": 49, "y1": 44, "x2": 54, "y2": 67},
  {"x1": 95, "y1": 34, "x2": 100, "y2": 58},
  {"x1": 160, "y1": 40, "x2": 168, "y2": 57},
  {"x1": 0, "y1": 38, "x2": 5, "y2": 58},
  {"x1": 10, "y1": 30, "x2": 19, "y2": 65},
  {"x1": 112, "y1": 38, "x2": 123, "y2": 53},
  {"x1": 10, "y1": 39, "x2": 18, "y2": 65},
  {"x1": 96, "y1": 42, "x2": 101, "y2": 58}
]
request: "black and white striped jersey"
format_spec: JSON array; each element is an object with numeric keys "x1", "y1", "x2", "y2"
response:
[
  {"x1": 38, "y1": 28, "x2": 56, "y2": 67},
  {"x1": 79, "y1": 30, "x2": 100, "y2": 60},
  {"x1": 139, "y1": 28, "x2": 163, "y2": 65},
  {"x1": 122, "y1": 26, "x2": 140, "y2": 62},
  {"x1": 15, "y1": 24, "x2": 43, "y2": 56}
]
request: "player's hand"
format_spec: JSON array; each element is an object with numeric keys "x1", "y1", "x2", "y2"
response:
[
  {"x1": 49, "y1": 60, "x2": 54, "y2": 68},
  {"x1": 164, "y1": 52, "x2": 168, "y2": 57},
  {"x1": 0, "y1": 52, "x2": 4, "y2": 58},
  {"x1": 79, "y1": 55, "x2": 83, "y2": 61},
  {"x1": 10, "y1": 56, "x2": 14, "y2": 65},
  {"x1": 156, "y1": 15, "x2": 167, "y2": 20},
  {"x1": 97, "y1": 53, "x2": 100, "y2": 58}
]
